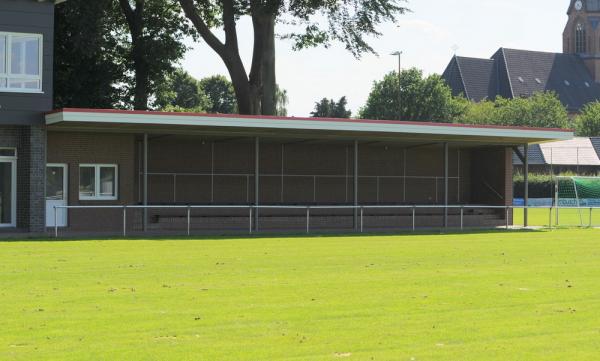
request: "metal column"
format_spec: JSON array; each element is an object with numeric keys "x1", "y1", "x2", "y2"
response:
[
  {"x1": 354, "y1": 140, "x2": 359, "y2": 230},
  {"x1": 143, "y1": 133, "x2": 148, "y2": 231},
  {"x1": 444, "y1": 142, "x2": 449, "y2": 228},
  {"x1": 524, "y1": 143, "x2": 529, "y2": 228},
  {"x1": 254, "y1": 137, "x2": 260, "y2": 231}
]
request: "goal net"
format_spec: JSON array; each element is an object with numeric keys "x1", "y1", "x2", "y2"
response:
[{"x1": 556, "y1": 176, "x2": 600, "y2": 227}]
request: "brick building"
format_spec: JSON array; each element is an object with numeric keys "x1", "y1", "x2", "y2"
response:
[
  {"x1": 42, "y1": 110, "x2": 571, "y2": 234},
  {"x1": 0, "y1": 0, "x2": 573, "y2": 235}
]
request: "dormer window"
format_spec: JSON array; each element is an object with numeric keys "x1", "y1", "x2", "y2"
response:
[
  {"x1": 576, "y1": 23, "x2": 587, "y2": 53},
  {"x1": 0, "y1": 32, "x2": 43, "y2": 93}
]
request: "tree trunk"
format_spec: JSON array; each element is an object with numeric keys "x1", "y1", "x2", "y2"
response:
[
  {"x1": 178, "y1": 0, "x2": 277, "y2": 116},
  {"x1": 119, "y1": 0, "x2": 149, "y2": 111},
  {"x1": 224, "y1": 52, "x2": 255, "y2": 114},
  {"x1": 257, "y1": 14, "x2": 276, "y2": 116},
  {"x1": 131, "y1": 38, "x2": 149, "y2": 110}
]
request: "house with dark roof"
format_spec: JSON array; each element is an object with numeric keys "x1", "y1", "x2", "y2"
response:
[
  {"x1": 514, "y1": 137, "x2": 600, "y2": 175},
  {"x1": 443, "y1": 1, "x2": 600, "y2": 112}
]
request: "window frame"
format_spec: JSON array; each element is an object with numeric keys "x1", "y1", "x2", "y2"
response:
[
  {"x1": 79, "y1": 164, "x2": 119, "y2": 201},
  {"x1": 0, "y1": 32, "x2": 43, "y2": 94}
]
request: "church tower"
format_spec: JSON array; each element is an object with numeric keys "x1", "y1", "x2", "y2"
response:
[{"x1": 564, "y1": 0, "x2": 600, "y2": 81}]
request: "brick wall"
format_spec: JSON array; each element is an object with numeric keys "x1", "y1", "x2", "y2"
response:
[
  {"x1": 0, "y1": 125, "x2": 46, "y2": 232},
  {"x1": 469, "y1": 146, "x2": 513, "y2": 225},
  {"x1": 43, "y1": 132, "x2": 513, "y2": 232},
  {"x1": 145, "y1": 137, "x2": 470, "y2": 206},
  {"x1": 47, "y1": 131, "x2": 136, "y2": 231}
]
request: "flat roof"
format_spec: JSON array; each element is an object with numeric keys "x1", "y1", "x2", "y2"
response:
[{"x1": 46, "y1": 108, "x2": 574, "y2": 145}]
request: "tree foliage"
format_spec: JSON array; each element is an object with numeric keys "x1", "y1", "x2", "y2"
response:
[
  {"x1": 359, "y1": 68, "x2": 467, "y2": 122},
  {"x1": 575, "y1": 101, "x2": 600, "y2": 136},
  {"x1": 458, "y1": 92, "x2": 570, "y2": 129},
  {"x1": 54, "y1": 0, "x2": 126, "y2": 108},
  {"x1": 275, "y1": 85, "x2": 289, "y2": 116},
  {"x1": 54, "y1": 0, "x2": 190, "y2": 110},
  {"x1": 178, "y1": 0, "x2": 409, "y2": 115},
  {"x1": 199, "y1": 75, "x2": 237, "y2": 114},
  {"x1": 155, "y1": 69, "x2": 211, "y2": 112},
  {"x1": 311, "y1": 97, "x2": 352, "y2": 118},
  {"x1": 118, "y1": 0, "x2": 192, "y2": 110}
]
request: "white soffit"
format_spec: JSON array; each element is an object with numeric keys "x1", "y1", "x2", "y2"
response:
[{"x1": 46, "y1": 110, "x2": 574, "y2": 142}]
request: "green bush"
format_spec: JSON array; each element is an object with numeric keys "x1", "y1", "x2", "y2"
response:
[{"x1": 513, "y1": 172, "x2": 578, "y2": 198}]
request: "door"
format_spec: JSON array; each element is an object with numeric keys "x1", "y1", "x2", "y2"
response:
[
  {"x1": 46, "y1": 164, "x2": 68, "y2": 227},
  {"x1": 0, "y1": 159, "x2": 16, "y2": 227}
]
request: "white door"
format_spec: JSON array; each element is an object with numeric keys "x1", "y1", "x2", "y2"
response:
[{"x1": 46, "y1": 164, "x2": 68, "y2": 227}]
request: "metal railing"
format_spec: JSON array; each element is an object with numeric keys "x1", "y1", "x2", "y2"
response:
[{"x1": 50, "y1": 204, "x2": 600, "y2": 238}]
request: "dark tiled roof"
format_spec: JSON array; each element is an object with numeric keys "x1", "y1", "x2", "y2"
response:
[
  {"x1": 441, "y1": 57, "x2": 466, "y2": 98},
  {"x1": 501, "y1": 48, "x2": 600, "y2": 111},
  {"x1": 513, "y1": 144, "x2": 546, "y2": 165},
  {"x1": 454, "y1": 57, "x2": 496, "y2": 101},
  {"x1": 443, "y1": 48, "x2": 600, "y2": 112},
  {"x1": 590, "y1": 137, "x2": 600, "y2": 158}
]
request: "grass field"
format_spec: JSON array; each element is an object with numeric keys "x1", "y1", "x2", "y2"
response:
[
  {"x1": 2, "y1": 230, "x2": 600, "y2": 360},
  {"x1": 513, "y1": 208, "x2": 600, "y2": 227}
]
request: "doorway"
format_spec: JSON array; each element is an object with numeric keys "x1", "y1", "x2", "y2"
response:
[
  {"x1": 0, "y1": 148, "x2": 17, "y2": 227},
  {"x1": 46, "y1": 164, "x2": 68, "y2": 227}
]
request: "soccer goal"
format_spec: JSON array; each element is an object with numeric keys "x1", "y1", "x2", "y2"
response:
[{"x1": 555, "y1": 176, "x2": 600, "y2": 227}]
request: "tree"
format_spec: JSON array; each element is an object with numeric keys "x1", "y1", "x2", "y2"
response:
[
  {"x1": 54, "y1": 0, "x2": 126, "y2": 108},
  {"x1": 155, "y1": 69, "x2": 211, "y2": 111},
  {"x1": 118, "y1": 0, "x2": 191, "y2": 110},
  {"x1": 178, "y1": 0, "x2": 409, "y2": 115},
  {"x1": 199, "y1": 75, "x2": 237, "y2": 114},
  {"x1": 359, "y1": 68, "x2": 467, "y2": 122},
  {"x1": 575, "y1": 101, "x2": 600, "y2": 136},
  {"x1": 311, "y1": 97, "x2": 352, "y2": 118},
  {"x1": 275, "y1": 85, "x2": 288, "y2": 116},
  {"x1": 459, "y1": 92, "x2": 570, "y2": 129}
]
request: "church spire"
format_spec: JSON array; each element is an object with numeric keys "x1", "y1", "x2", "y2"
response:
[{"x1": 564, "y1": 0, "x2": 600, "y2": 81}]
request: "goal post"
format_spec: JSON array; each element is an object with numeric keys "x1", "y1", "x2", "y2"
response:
[{"x1": 556, "y1": 176, "x2": 600, "y2": 227}]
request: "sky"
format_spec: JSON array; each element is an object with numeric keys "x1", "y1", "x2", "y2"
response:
[{"x1": 181, "y1": 0, "x2": 569, "y2": 117}]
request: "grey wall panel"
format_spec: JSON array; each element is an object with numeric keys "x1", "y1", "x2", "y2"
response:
[{"x1": 0, "y1": 0, "x2": 54, "y2": 125}]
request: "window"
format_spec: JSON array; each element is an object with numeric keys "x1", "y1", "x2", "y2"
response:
[
  {"x1": 0, "y1": 32, "x2": 42, "y2": 93},
  {"x1": 79, "y1": 165, "x2": 118, "y2": 200},
  {"x1": 576, "y1": 23, "x2": 587, "y2": 53}
]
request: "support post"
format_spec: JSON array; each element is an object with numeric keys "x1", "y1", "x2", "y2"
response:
[
  {"x1": 555, "y1": 178, "x2": 559, "y2": 226},
  {"x1": 412, "y1": 206, "x2": 416, "y2": 232},
  {"x1": 248, "y1": 206, "x2": 252, "y2": 234},
  {"x1": 306, "y1": 207, "x2": 310, "y2": 233},
  {"x1": 354, "y1": 140, "x2": 359, "y2": 231},
  {"x1": 143, "y1": 134, "x2": 148, "y2": 231},
  {"x1": 444, "y1": 142, "x2": 449, "y2": 228},
  {"x1": 123, "y1": 206, "x2": 127, "y2": 237},
  {"x1": 255, "y1": 137, "x2": 260, "y2": 231},
  {"x1": 249, "y1": 207, "x2": 253, "y2": 234},
  {"x1": 187, "y1": 206, "x2": 191, "y2": 236},
  {"x1": 460, "y1": 206, "x2": 464, "y2": 230},
  {"x1": 54, "y1": 206, "x2": 58, "y2": 238},
  {"x1": 524, "y1": 143, "x2": 529, "y2": 228},
  {"x1": 360, "y1": 207, "x2": 364, "y2": 233}
]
